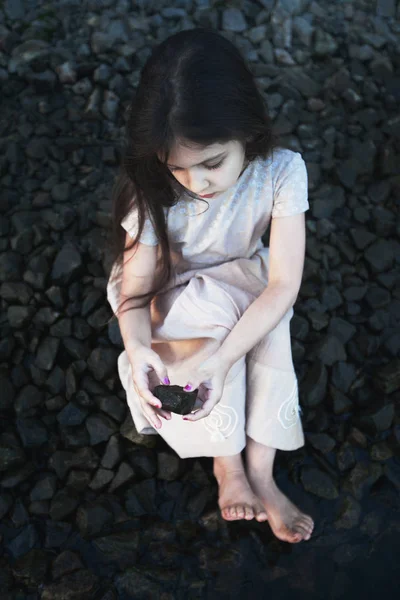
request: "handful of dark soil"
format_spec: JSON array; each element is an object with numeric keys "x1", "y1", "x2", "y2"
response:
[{"x1": 153, "y1": 384, "x2": 198, "y2": 415}]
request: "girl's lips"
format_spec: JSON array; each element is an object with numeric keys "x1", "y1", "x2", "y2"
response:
[{"x1": 198, "y1": 192, "x2": 216, "y2": 198}]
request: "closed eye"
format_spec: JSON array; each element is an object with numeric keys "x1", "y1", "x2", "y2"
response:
[{"x1": 169, "y1": 159, "x2": 225, "y2": 173}]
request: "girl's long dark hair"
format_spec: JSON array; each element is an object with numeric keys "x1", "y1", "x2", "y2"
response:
[{"x1": 107, "y1": 28, "x2": 278, "y2": 318}]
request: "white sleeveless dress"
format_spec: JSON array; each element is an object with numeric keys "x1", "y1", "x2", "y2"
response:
[{"x1": 107, "y1": 147, "x2": 309, "y2": 458}]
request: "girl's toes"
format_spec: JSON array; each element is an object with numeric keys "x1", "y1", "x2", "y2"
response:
[
  {"x1": 293, "y1": 524, "x2": 308, "y2": 541},
  {"x1": 236, "y1": 505, "x2": 245, "y2": 519},
  {"x1": 300, "y1": 517, "x2": 314, "y2": 536},
  {"x1": 245, "y1": 506, "x2": 254, "y2": 520},
  {"x1": 255, "y1": 510, "x2": 268, "y2": 522},
  {"x1": 221, "y1": 508, "x2": 231, "y2": 520}
]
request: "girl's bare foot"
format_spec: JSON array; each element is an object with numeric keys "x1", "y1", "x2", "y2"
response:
[
  {"x1": 213, "y1": 457, "x2": 268, "y2": 522},
  {"x1": 247, "y1": 470, "x2": 314, "y2": 543}
]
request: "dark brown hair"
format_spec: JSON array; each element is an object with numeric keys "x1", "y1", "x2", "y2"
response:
[{"x1": 106, "y1": 28, "x2": 278, "y2": 319}]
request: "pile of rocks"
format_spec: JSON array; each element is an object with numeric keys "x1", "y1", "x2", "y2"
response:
[{"x1": 0, "y1": 0, "x2": 399, "y2": 598}]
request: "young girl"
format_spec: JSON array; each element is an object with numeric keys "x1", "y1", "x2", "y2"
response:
[{"x1": 106, "y1": 28, "x2": 314, "y2": 544}]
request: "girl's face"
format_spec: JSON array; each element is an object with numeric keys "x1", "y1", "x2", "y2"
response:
[{"x1": 165, "y1": 140, "x2": 247, "y2": 198}]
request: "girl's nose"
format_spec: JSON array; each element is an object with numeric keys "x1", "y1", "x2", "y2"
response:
[{"x1": 187, "y1": 170, "x2": 208, "y2": 194}]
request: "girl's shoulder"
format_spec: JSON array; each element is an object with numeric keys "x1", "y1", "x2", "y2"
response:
[
  {"x1": 249, "y1": 147, "x2": 304, "y2": 180},
  {"x1": 270, "y1": 146, "x2": 305, "y2": 171},
  {"x1": 269, "y1": 147, "x2": 309, "y2": 218}
]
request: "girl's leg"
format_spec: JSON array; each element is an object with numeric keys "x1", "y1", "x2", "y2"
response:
[
  {"x1": 157, "y1": 338, "x2": 268, "y2": 521},
  {"x1": 213, "y1": 453, "x2": 268, "y2": 522},
  {"x1": 244, "y1": 307, "x2": 314, "y2": 542},
  {"x1": 245, "y1": 436, "x2": 314, "y2": 542}
]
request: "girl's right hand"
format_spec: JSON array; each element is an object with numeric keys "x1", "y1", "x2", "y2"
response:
[{"x1": 127, "y1": 345, "x2": 172, "y2": 430}]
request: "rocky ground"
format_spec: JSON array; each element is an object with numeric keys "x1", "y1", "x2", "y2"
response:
[{"x1": 0, "y1": 0, "x2": 399, "y2": 598}]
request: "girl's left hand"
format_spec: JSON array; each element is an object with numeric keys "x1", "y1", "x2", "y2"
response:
[{"x1": 182, "y1": 353, "x2": 231, "y2": 422}]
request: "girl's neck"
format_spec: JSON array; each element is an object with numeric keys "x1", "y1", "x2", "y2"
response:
[{"x1": 239, "y1": 158, "x2": 250, "y2": 178}]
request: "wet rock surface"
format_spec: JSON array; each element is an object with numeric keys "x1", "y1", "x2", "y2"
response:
[{"x1": 0, "y1": 0, "x2": 399, "y2": 598}]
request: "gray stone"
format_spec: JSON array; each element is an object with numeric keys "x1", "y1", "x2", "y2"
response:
[
  {"x1": 259, "y1": 39, "x2": 274, "y2": 63},
  {"x1": 93, "y1": 531, "x2": 140, "y2": 568},
  {"x1": 335, "y1": 494, "x2": 361, "y2": 529},
  {"x1": 86, "y1": 414, "x2": 118, "y2": 445},
  {"x1": 87, "y1": 347, "x2": 120, "y2": 381},
  {"x1": 350, "y1": 228, "x2": 377, "y2": 250},
  {"x1": 293, "y1": 16, "x2": 314, "y2": 46},
  {"x1": 76, "y1": 503, "x2": 114, "y2": 536},
  {"x1": 49, "y1": 489, "x2": 79, "y2": 521},
  {"x1": 331, "y1": 362, "x2": 357, "y2": 394},
  {"x1": 342, "y1": 462, "x2": 382, "y2": 500},
  {"x1": 30, "y1": 475, "x2": 57, "y2": 502},
  {"x1": 49, "y1": 447, "x2": 99, "y2": 479},
  {"x1": 7, "y1": 524, "x2": 40, "y2": 559},
  {"x1": 35, "y1": 337, "x2": 60, "y2": 371},
  {"x1": 52, "y1": 550, "x2": 84, "y2": 580},
  {"x1": 247, "y1": 25, "x2": 268, "y2": 44},
  {"x1": 365, "y1": 286, "x2": 391, "y2": 309},
  {"x1": 0, "y1": 446, "x2": 26, "y2": 471},
  {"x1": 55, "y1": 62, "x2": 77, "y2": 84},
  {"x1": 374, "y1": 360, "x2": 400, "y2": 394},
  {"x1": 56, "y1": 402, "x2": 88, "y2": 427},
  {"x1": 275, "y1": 49, "x2": 296, "y2": 65},
  {"x1": 157, "y1": 452, "x2": 182, "y2": 481},
  {"x1": 330, "y1": 386, "x2": 353, "y2": 416},
  {"x1": 101, "y1": 434, "x2": 123, "y2": 469},
  {"x1": 328, "y1": 317, "x2": 357, "y2": 344},
  {"x1": 0, "y1": 491, "x2": 13, "y2": 519},
  {"x1": 15, "y1": 418, "x2": 48, "y2": 448},
  {"x1": 376, "y1": 0, "x2": 396, "y2": 18},
  {"x1": 310, "y1": 335, "x2": 347, "y2": 366},
  {"x1": 308, "y1": 311, "x2": 329, "y2": 331},
  {"x1": 9, "y1": 40, "x2": 49, "y2": 73},
  {"x1": 51, "y1": 243, "x2": 83, "y2": 286},
  {"x1": 4, "y1": 0, "x2": 24, "y2": 20},
  {"x1": 343, "y1": 286, "x2": 368, "y2": 302},
  {"x1": 291, "y1": 314, "x2": 309, "y2": 340},
  {"x1": 370, "y1": 441, "x2": 393, "y2": 461},
  {"x1": 0, "y1": 282, "x2": 33, "y2": 304},
  {"x1": 102, "y1": 90, "x2": 119, "y2": 121},
  {"x1": 301, "y1": 466, "x2": 339, "y2": 499},
  {"x1": 7, "y1": 306, "x2": 36, "y2": 328},
  {"x1": 300, "y1": 360, "x2": 327, "y2": 407},
  {"x1": 365, "y1": 240, "x2": 394, "y2": 272},
  {"x1": 14, "y1": 384, "x2": 43, "y2": 415},
  {"x1": 125, "y1": 479, "x2": 157, "y2": 516},
  {"x1": 285, "y1": 67, "x2": 321, "y2": 97},
  {"x1": 222, "y1": 8, "x2": 247, "y2": 32},
  {"x1": 336, "y1": 442, "x2": 356, "y2": 471},
  {"x1": 356, "y1": 402, "x2": 394, "y2": 435},
  {"x1": 41, "y1": 569, "x2": 98, "y2": 600},
  {"x1": 314, "y1": 29, "x2": 338, "y2": 56},
  {"x1": 108, "y1": 461, "x2": 135, "y2": 492},
  {"x1": 306, "y1": 433, "x2": 336, "y2": 454}
]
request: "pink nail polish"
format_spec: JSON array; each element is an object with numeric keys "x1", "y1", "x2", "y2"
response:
[
  {"x1": 184, "y1": 384, "x2": 192, "y2": 391},
  {"x1": 163, "y1": 377, "x2": 170, "y2": 385}
]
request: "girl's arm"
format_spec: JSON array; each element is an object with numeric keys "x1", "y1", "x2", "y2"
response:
[
  {"x1": 217, "y1": 212, "x2": 306, "y2": 368},
  {"x1": 118, "y1": 234, "x2": 158, "y2": 353}
]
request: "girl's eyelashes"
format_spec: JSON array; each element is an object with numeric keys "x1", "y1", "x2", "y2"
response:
[
  {"x1": 169, "y1": 159, "x2": 225, "y2": 173},
  {"x1": 207, "y1": 159, "x2": 224, "y2": 171}
]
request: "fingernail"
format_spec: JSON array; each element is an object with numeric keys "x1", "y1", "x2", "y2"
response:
[
  {"x1": 163, "y1": 377, "x2": 170, "y2": 385},
  {"x1": 184, "y1": 384, "x2": 192, "y2": 391},
  {"x1": 183, "y1": 417, "x2": 189, "y2": 420}
]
